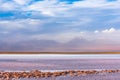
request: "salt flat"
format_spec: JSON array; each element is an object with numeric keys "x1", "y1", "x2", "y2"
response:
[{"x1": 0, "y1": 54, "x2": 120, "y2": 80}]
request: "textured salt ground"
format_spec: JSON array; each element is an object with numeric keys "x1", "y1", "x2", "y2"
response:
[
  {"x1": 13, "y1": 73, "x2": 120, "y2": 80},
  {"x1": 0, "y1": 59, "x2": 120, "y2": 71}
]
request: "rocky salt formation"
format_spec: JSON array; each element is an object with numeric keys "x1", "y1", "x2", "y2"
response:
[{"x1": 0, "y1": 69, "x2": 120, "y2": 80}]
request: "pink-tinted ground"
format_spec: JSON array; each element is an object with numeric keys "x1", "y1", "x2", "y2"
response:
[
  {"x1": 0, "y1": 59, "x2": 120, "y2": 70},
  {"x1": 0, "y1": 59, "x2": 120, "y2": 80}
]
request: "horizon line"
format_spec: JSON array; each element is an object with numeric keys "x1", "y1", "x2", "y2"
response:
[{"x1": 0, "y1": 52, "x2": 120, "y2": 54}]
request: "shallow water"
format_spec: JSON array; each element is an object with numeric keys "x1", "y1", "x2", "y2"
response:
[
  {"x1": 0, "y1": 59, "x2": 120, "y2": 71},
  {"x1": 1, "y1": 54, "x2": 120, "y2": 59}
]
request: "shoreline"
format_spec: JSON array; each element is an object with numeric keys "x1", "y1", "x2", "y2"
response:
[
  {"x1": 0, "y1": 54, "x2": 120, "y2": 59},
  {"x1": 0, "y1": 69, "x2": 120, "y2": 79}
]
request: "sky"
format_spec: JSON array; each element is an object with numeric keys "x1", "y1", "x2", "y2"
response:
[{"x1": 0, "y1": 0, "x2": 120, "y2": 52}]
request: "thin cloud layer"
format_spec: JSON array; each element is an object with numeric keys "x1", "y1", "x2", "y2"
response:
[{"x1": 0, "y1": 0, "x2": 120, "y2": 51}]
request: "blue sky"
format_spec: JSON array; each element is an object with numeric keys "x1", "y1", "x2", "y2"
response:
[{"x1": 0, "y1": 0, "x2": 120, "y2": 52}]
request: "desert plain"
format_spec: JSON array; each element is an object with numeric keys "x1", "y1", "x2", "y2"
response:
[{"x1": 0, "y1": 54, "x2": 120, "y2": 80}]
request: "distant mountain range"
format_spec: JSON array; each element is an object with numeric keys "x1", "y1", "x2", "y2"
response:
[{"x1": 0, "y1": 38, "x2": 120, "y2": 52}]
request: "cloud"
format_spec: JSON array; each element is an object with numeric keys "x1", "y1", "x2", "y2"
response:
[
  {"x1": 0, "y1": 0, "x2": 120, "y2": 19},
  {"x1": 21, "y1": 0, "x2": 120, "y2": 18},
  {"x1": 0, "y1": 19, "x2": 43, "y2": 43},
  {"x1": 94, "y1": 30, "x2": 99, "y2": 33},
  {"x1": 31, "y1": 31, "x2": 85, "y2": 43},
  {"x1": 102, "y1": 27, "x2": 116, "y2": 33},
  {"x1": 13, "y1": 0, "x2": 31, "y2": 5},
  {"x1": 0, "y1": 0, "x2": 120, "y2": 51},
  {"x1": 0, "y1": 0, "x2": 120, "y2": 12},
  {"x1": 93, "y1": 28, "x2": 120, "y2": 44},
  {"x1": 0, "y1": 19, "x2": 42, "y2": 31},
  {"x1": 0, "y1": 1, "x2": 17, "y2": 11},
  {"x1": 72, "y1": 0, "x2": 120, "y2": 9},
  {"x1": 25, "y1": 0, "x2": 69, "y2": 16}
]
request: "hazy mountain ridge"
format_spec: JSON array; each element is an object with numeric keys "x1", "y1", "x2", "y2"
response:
[{"x1": 0, "y1": 38, "x2": 120, "y2": 52}]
